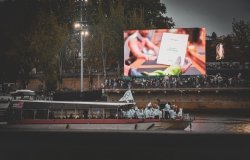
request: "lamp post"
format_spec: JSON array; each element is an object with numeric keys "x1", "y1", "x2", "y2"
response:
[
  {"x1": 74, "y1": 0, "x2": 88, "y2": 93},
  {"x1": 74, "y1": 23, "x2": 88, "y2": 92}
]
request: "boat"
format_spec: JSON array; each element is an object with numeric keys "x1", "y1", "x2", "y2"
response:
[
  {"x1": 5, "y1": 90, "x2": 193, "y2": 130},
  {"x1": 10, "y1": 89, "x2": 36, "y2": 100}
]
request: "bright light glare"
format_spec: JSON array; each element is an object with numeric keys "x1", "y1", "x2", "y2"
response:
[
  {"x1": 85, "y1": 31, "x2": 89, "y2": 36},
  {"x1": 74, "y1": 23, "x2": 81, "y2": 28},
  {"x1": 81, "y1": 31, "x2": 89, "y2": 36}
]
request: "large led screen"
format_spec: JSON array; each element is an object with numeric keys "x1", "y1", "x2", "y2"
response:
[{"x1": 124, "y1": 28, "x2": 206, "y2": 77}]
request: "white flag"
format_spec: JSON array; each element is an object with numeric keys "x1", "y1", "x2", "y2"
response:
[{"x1": 119, "y1": 90, "x2": 134, "y2": 102}]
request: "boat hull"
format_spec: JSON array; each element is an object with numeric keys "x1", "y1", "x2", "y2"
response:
[{"x1": 6, "y1": 119, "x2": 191, "y2": 130}]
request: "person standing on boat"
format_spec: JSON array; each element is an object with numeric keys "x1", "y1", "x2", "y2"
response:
[
  {"x1": 153, "y1": 106, "x2": 162, "y2": 119},
  {"x1": 163, "y1": 102, "x2": 171, "y2": 119},
  {"x1": 144, "y1": 107, "x2": 151, "y2": 118},
  {"x1": 169, "y1": 104, "x2": 177, "y2": 119},
  {"x1": 134, "y1": 106, "x2": 139, "y2": 119},
  {"x1": 177, "y1": 108, "x2": 183, "y2": 119}
]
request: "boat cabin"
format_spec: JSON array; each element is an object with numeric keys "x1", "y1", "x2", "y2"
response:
[
  {"x1": 8, "y1": 100, "x2": 135, "y2": 121},
  {"x1": 10, "y1": 90, "x2": 36, "y2": 100}
]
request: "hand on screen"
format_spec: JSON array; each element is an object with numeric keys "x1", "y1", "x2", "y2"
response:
[{"x1": 127, "y1": 30, "x2": 159, "y2": 62}]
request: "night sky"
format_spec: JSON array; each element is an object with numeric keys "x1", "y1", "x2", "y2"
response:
[
  {"x1": 0, "y1": 0, "x2": 249, "y2": 35},
  {"x1": 162, "y1": 0, "x2": 250, "y2": 36}
]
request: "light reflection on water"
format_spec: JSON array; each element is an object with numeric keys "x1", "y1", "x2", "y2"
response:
[{"x1": 185, "y1": 114, "x2": 250, "y2": 134}]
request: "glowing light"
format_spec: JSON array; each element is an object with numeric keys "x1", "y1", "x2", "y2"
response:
[
  {"x1": 81, "y1": 30, "x2": 88, "y2": 36},
  {"x1": 74, "y1": 23, "x2": 81, "y2": 29}
]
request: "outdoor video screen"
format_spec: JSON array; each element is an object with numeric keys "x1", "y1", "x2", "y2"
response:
[{"x1": 124, "y1": 28, "x2": 206, "y2": 77}]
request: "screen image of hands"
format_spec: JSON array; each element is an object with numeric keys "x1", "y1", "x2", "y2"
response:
[
  {"x1": 124, "y1": 30, "x2": 159, "y2": 62},
  {"x1": 123, "y1": 28, "x2": 206, "y2": 77}
]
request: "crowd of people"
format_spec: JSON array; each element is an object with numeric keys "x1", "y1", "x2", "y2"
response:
[
  {"x1": 103, "y1": 73, "x2": 249, "y2": 89},
  {"x1": 206, "y1": 62, "x2": 249, "y2": 70},
  {"x1": 121, "y1": 102, "x2": 183, "y2": 120}
]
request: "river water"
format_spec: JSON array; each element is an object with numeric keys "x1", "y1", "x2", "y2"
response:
[
  {"x1": 184, "y1": 114, "x2": 250, "y2": 134},
  {"x1": 1, "y1": 113, "x2": 250, "y2": 159}
]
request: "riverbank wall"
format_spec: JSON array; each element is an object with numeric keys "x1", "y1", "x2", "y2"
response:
[{"x1": 104, "y1": 88, "x2": 250, "y2": 110}]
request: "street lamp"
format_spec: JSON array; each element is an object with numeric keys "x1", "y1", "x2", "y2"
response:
[
  {"x1": 74, "y1": 0, "x2": 88, "y2": 92},
  {"x1": 74, "y1": 22, "x2": 88, "y2": 92}
]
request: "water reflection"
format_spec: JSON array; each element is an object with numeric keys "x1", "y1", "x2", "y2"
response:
[{"x1": 185, "y1": 114, "x2": 250, "y2": 134}]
